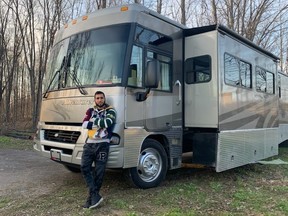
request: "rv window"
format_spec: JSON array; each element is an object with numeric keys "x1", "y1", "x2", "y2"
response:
[
  {"x1": 256, "y1": 67, "x2": 275, "y2": 94},
  {"x1": 224, "y1": 53, "x2": 252, "y2": 88},
  {"x1": 266, "y1": 72, "x2": 274, "y2": 94},
  {"x1": 131, "y1": 26, "x2": 173, "y2": 91},
  {"x1": 45, "y1": 24, "x2": 130, "y2": 89},
  {"x1": 279, "y1": 73, "x2": 288, "y2": 98},
  {"x1": 129, "y1": 45, "x2": 143, "y2": 87},
  {"x1": 185, "y1": 55, "x2": 211, "y2": 84},
  {"x1": 134, "y1": 26, "x2": 172, "y2": 53}
]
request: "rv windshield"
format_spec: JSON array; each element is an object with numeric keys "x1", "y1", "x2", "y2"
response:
[{"x1": 44, "y1": 24, "x2": 131, "y2": 91}]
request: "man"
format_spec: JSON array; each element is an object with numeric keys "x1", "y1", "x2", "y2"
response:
[{"x1": 81, "y1": 91, "x2": 116, "y2": 209}]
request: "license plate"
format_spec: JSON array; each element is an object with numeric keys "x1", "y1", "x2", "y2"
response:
[{"x1": 50, "y1": 149, "x2": 62, "y2": 161}]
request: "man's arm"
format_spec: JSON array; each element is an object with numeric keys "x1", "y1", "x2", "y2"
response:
[
  {"x1": 94, "y1": 108, "x2": 116, "y2": 128},
  {"x1": 82, "y1": 108, "x2": 93, "y2": 129}
]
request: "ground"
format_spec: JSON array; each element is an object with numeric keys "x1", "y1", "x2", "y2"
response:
[
  {"x1": 0, "y1": 149, "x2": 76, "y2": 198},
  {"x1": 1, "y1": 138, "x2": 288, "y2": 216}
]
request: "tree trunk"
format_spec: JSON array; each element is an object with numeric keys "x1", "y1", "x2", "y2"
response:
[{"x1": 181, "y1": 0, "x2": 186, "y2": 25}]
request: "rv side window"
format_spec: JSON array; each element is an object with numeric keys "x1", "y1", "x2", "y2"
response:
[
  {"x1": 256, "y1": 67, "x2": 275, "y2": 94},
  {"x1": 279, "y1": 73, "x2": 288, "y2": 98},
  {"x1": 185, "y1": 55, "x2": 211, "y2": 84},
  {"x1": 131, "y1": 26, "x2": 173, "y2": 90},
  {"x1": 224, "y1": 53, "x2": 252, "y2": 88},
  {"x1": 129, "y1": 45, "x2": 143, "y2": 87},
  {"x1": 134, "y1": 26, "x2": 173, "y2": 53}
]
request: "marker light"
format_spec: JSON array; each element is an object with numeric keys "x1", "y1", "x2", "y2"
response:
[
  {"x1": 120, "y1": 6, "x2": 128, "y2": 11},
  {"x1": 82, "y1": 15, "x2": 88, "y2": 21}
]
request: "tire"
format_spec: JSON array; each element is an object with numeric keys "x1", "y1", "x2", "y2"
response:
[
  {"x1": 63, "y1": 164, "x2": 81, "y2": 173},
  {"x1": 129, "y1": 138, "x2": 168, "y2": 189}
]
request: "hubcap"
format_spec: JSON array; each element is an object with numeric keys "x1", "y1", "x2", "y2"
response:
[{"x1": 137, "y1": 148, "x2": 162, "y2": 182}]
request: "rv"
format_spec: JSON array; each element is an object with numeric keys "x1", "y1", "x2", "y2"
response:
[{"x1": 33, "y1": 4, "x2": 284, "y2": 189}]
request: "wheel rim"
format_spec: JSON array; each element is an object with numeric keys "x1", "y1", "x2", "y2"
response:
[{"x1": 137, "y1": 147, "x2": 162, "y2": 182}]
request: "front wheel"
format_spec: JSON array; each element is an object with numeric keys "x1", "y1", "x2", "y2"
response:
[{"x1": 128, "y1": 138, "x2": 168, "y2": 189}]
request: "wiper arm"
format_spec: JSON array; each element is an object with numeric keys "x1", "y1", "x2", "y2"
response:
[
  {"x1": 43, "y1": 57, "x2": 66, "y2": 98},
  {"x1": 66, "y1": 69, "x2": 88, "y2": 95},
  {"x1": 65, "y1": 53, "x2": 88, "y2": 95},
  {"x1": 43, "y1": 70, "x2": 60, "y2": 98}
]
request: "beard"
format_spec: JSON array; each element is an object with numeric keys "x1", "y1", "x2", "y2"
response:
[{"x1": 95, "y1": 102, "x2": 106, "y2": 109}]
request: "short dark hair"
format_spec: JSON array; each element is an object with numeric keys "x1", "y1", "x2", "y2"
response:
[{"x1": 94, "y1": 91, "x2": 105, "y2": 97}]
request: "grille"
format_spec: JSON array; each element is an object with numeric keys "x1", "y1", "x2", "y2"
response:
[{"x1": 44, "y1": 130, "x2": 81, "y2": 144}]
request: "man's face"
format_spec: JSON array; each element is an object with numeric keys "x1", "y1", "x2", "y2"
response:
[{"x1": 94, "y1": 93, "x2": 105, "y2": 107}]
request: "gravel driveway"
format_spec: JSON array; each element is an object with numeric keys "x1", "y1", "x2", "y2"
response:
[{"x1": 0, "y1": 149, "x2": 81, "y2": 198}]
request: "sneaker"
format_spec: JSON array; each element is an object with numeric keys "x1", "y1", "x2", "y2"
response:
[
  {"x1": 89, "y1": 194, "x2": 103, "y2": 209},
  {"x1": 82, "y1": 196, "x2": 91, "y2": 209}
]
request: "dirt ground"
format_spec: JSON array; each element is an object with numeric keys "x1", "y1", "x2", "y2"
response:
[
  {"x1": 1, "y1": 146, "x2": 288, "y2": 216},
  {"x1": 0, "y1": 149, "x2": 81, "y2": 198}
]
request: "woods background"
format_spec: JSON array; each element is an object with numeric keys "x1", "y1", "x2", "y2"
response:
[{"x1": 1, "y1": 0, "x2": 288, "y2": 133}]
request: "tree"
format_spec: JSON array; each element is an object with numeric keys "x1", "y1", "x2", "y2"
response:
[
  {"x1": 157, "y1": 0, "x2": 162, "y2": 14},
  {"x1": 35, "y1": 0, "x2": 64, "y2": 126},
  {"x1": 180, "y1": 0, "x2": 288, "y2": 71},
  {"x1": 0, "y1": 2, "x2": 10, "y2": 112},
  {"x1": 1, "y1": 0, "x2": 288, "y2": 133},
  {"x1": 0, "y1": 1, "x2": 24, "y2": 130},
  {"x1": 10, "y1": 0, "x2": 39, "y2": 128}
]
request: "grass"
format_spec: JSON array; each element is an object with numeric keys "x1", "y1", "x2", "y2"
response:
[
  {"x1": 0, "y1": 136, "x2": 33, "y2": 150},
  {"x1": 0, "y1": 198, "x2": 10, "y2": 209},
  {"x1": 0, "y1": 136, "x2": 287, "y2": 216}
]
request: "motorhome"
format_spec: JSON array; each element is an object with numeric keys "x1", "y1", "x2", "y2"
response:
[{"x1": 33, "y1": 4, "x2": 284, "y2": 189}]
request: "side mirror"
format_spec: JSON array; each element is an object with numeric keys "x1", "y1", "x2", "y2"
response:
[
  {"x1": 145, "y1": 59, "x2": 160, "y2": 88},
  {"x1": 136, "y1": 59, "x2": 160, "y2": 102}
]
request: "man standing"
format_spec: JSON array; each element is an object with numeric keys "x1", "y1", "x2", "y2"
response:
[{"x1": 81, "y1": 91, "x2": 116, "y2": 209}]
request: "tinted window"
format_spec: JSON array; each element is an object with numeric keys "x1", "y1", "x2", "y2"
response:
[
  {"x1": 185, "y1": 55, "x2": 211, "y2": 84},
  {"x1": 129, "y1": 45, "x2": 143, "y2": 87},
  {"x1": 256, "y1": 67, "x2": 275, "y2": 94},
  {"x1": 224, "y1": 53, "x2": 252, "y2": 88},
  {"x1": 134, "y1": 26, "x2": 172, "y2": 53},
  {"x1": 131, "y1": 26, "x2": 173, "y2": 91}
]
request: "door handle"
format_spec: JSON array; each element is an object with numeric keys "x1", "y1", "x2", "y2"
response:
[{"x1": 174, "y1": 80, "x2": 182, "y2": 105}]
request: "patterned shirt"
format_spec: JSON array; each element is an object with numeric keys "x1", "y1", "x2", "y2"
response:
[{"x1": 82, "y1": 104, "x2": 116, "y2": 143}]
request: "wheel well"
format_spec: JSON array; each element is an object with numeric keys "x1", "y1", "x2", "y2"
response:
[{"x1": 145, "y1": 134, "x2": 170, "y2": 164}]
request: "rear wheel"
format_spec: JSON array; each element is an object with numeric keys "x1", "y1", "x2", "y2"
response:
[{"x1": 129, "y1": 138, "x2": 168, "y2": 189}]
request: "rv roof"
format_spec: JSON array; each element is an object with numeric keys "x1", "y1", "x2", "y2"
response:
[
  {"x1": 184, "y1": 24, "x2": 279, "y2": 61},
  {"x1": 54, "y1": 4, "x2": 185, "y2": 44}
]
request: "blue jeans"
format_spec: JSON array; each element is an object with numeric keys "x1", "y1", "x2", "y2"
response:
[{"x1": 81, "y1": 142, "x2": 110, "y2": 195}]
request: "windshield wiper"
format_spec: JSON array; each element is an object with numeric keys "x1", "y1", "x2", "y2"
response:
[
  {"x1": 66, "y1": 69, "x2": 88, "y2": 95},
  {"x1": 43, "y1": 57, "x2": 66, "y2": 98},
  {"x1": 43, "y1": 54, "x2": 87, "y2": 97},
  {"x1": 65, "y1": 53, "x2": 88, "y2": 95}
]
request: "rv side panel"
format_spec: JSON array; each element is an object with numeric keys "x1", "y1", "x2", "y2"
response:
[
  {"x1": 278, "y1": 72, "x2": 288, "y2": 144},
  {"x1": 216, "y1": 29, "x2": 278, "y2": 172},
  {"x1": 184, "y1": 31, "x2": 218, "y2": 128}
]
